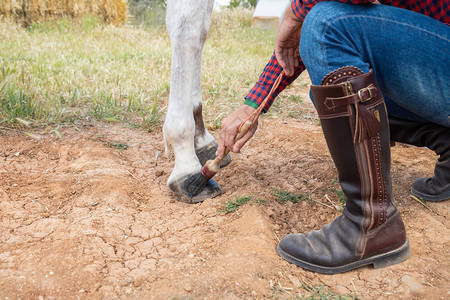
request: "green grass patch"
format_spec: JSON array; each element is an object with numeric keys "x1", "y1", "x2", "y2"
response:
[
  {"x1": 94, "y1": 134, "x2": 129, "y2": 150},
  {"x1": 334, "y1": 189, "x2": 346, "y2": 203},
  {"x1": 270, "y1": 282, "x2": 357, "y2": 299},
  {"x1": 219, "y1": 195, "x2": 265, "y2": 214},
  {"x1": 286, "y1": 94, "x2": 304, "y2": 103},
  {"x1": 273, "y1": 187, "x2": 312, "y2": 204},
  {"x1": 329, "y1": 179, "x2": 346, "y2": 206},
  {"x1": 297, "y1": 283, "x2": 357, "y2": 300}
]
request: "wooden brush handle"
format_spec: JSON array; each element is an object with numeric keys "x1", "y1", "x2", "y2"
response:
[{"x1": 205, "y1": 120, "x2": 253, "y2": 174}]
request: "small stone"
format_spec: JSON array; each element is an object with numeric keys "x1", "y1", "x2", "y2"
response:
[
  {"x1": 124, "y1": 259, "x2": 141, "y2": 269},
  {"x1": 136, "y1": 240, "x2": 154, "y2": 256},
  {"x1": 151, "y1": 237, "x2": 163, "y2": 247},
  {"x1": 288, "y1": 275, "x2": 301, "y2": 288},
  {"x1": 127, "y1": 269, "x2": 148, "y2": 287},
  {"x1": 402, "y1": 275, "x2": 424, "y2": 293},
  {"x1": 139, "y1": 259, "x2": 157, "y2": 271},
  {"x1": 133, "y1": 276, "x2": 146, "y2": 287},
  {"x1": 154, "y1": 168, "x2": 165, "y2": 177},
  {"x1": 184, "y1": 285, "x2": 192, "y2": 292}
]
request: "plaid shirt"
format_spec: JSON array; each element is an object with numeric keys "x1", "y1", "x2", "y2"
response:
[{"x1": 244, "y1": 0, "x2": 450, "y2": 112}]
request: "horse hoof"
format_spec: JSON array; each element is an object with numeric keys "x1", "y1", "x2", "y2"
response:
[
  {"x1": 169, "y1": 176, "x2": 223, "y2": 203},
  {"x1": 196, "y1": 141, "x2": 231, "y2": 168}
]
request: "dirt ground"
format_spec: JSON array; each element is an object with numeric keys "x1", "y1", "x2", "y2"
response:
[{"x1": 0, "y1": 111, "x2": 449, "y2": 299}]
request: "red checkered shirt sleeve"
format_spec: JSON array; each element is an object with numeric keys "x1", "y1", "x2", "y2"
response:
[
  {"x1": 378, "y1": 0, "x2": 450, "y2": 24},
  {"x1": 291, "y1": 0, "x2": 450, "y2": 22},
  {"x1": 291, "y1": 0, "x2": 374, "y2": 19},
  {"x1": 244, "y1": 52, "x2": 304, "y2": 112}
]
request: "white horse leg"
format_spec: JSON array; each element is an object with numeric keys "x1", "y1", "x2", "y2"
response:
[
  {"x1": 191, "y1": 60, "x2": 231, "y2": 167},
  {"x1": 164, "y1": 0, "x2": 222, "y2": 202},
  {"x1": 192, "y1": 80, "x2": 216, "y2": 165}
]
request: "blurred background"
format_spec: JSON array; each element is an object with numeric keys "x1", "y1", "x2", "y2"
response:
[{"x1": 0, "y1": 0, "x2": 310, "y2": 132}]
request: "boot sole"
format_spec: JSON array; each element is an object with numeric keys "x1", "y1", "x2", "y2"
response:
[
  {"x1": 277, "y1": 239, "x2": 410, "y2": 274},
  {"x1": 411, "y1": 187, "x2": 450, "y2": 202}
]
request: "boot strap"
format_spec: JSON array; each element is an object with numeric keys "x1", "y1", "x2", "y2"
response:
[
  {"x1": 324, "y1": 84, "x2": 378, "y2": 110},
  {"x1": 312, "y1": 69, "x2": 383, "y2": 142}
]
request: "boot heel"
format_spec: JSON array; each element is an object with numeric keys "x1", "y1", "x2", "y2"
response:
[{"x1": 372, "y1": 239, "x2": 410, "y2": 269}]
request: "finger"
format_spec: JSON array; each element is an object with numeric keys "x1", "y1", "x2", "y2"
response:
[
  {"x1": 277, "y1": 49, "x2": 290, "y2": 76},
  {"x1": 285, "y1": 49, "x2": 295, "y2": 76},
  {"x1": 216, "y1": 141, "x2": 226, "y2": 160},
  {"x1": 294, "y1": 47, "x2": 300, "y2": 68},
  {"x1": 287, "y1": 48, "x2": 295, "y2": 76},
  {"x1": 224, "y1": 123, "x2": 239, "y2": 153},
  {"x1": 217, "y1": 129, "x2": 227, "y2": 160},
  {"x1": 275, "y1": 48, "x2": 287, "y2": 71},
  {"x1": 217, "y1": 118, "x2": 232, "y2": 159},
  {"x1": 232, "y1": 123, "x2": 258, "y2": 153}
]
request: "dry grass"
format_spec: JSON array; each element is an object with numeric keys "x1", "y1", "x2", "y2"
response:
[
  {"x1": 0, "y1": 0, "x2": 127, "y2": 26},
  {"x1": 0, "y1": 7, "x2": 313, "y2": 131}
]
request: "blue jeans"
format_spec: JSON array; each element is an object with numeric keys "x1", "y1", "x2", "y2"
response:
[{"x1": 300, "y1": 2, "x2": 450, "y2": 127}]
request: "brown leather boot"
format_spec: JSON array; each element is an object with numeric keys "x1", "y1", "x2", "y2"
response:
[
  {"x1": 389, "y1": 116, "x2": 450, "y2": 201},
  {"x1": 277, "y1": 67, "x2": 410, "y2": 274}
]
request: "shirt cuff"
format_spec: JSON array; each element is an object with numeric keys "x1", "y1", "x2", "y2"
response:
[
  {"x1": 244, "y1": 98, "x2": 260, "y2": 109},
  {"x1": 291, "y1": 0, "x2": 308, "y2": 20}
]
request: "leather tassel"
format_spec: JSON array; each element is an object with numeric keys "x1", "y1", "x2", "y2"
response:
[{"x1": 353, "y1": 103, "x2": 382, "y2": 143}]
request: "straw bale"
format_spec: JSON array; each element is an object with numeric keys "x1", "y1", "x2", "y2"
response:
[{"x1": 0, "y1": 0, "x2": 127, "y2": 26}]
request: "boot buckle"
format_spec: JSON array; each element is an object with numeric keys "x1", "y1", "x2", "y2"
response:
[{"x1": 358, "y1": 86, "x2": 373, "y2": 103}]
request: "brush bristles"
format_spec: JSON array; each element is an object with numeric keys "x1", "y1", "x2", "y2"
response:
[{"x1": 201, "y1": 164, "x2": 217, "y2": 179}]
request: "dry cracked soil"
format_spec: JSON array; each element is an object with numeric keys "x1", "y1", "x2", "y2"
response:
[{"x1": 0, "y1": 114, "x2": 449, "y2": 299}]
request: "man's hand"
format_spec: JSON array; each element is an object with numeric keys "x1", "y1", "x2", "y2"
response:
[
  {"x1": 275, "y1": 5, "x2": 303, "y2": 76},
  {"x1": 216, "y1": 105, "x2": 258, "y2": 160}
]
